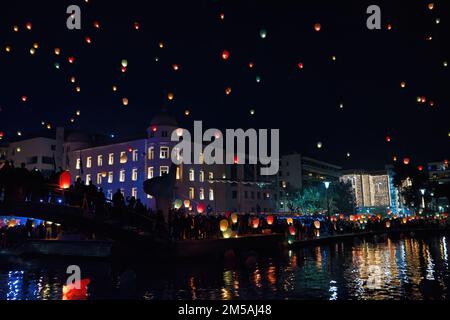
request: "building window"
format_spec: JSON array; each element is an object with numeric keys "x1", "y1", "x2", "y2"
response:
[
  {"x1": 97, "y1": 173, "x2": 102, "y2": 185},
  {"x1": 132, "y1": 168, "x2": 138, "y2": 181},
  {"x1": 108, "y1": 153, "x2": 114, "y2": 165},
  {"x1": 148, "y1": 147, "x2": 154, "y2": 160},
  {"x1": 132, "y1": 150, "x2": 139, "y2": 162},
  {"x1": 189, "y1": 169, "x2": 195, "y2": 182},
  {"x1": 199, "y1": 171, "x2": 205, "y2": 183},
  {"x1": 76, "y1": 158, "x2": 81, "y2": 170},
  {"x1": 189, "y1": 187, "x2": 195, "y2": 200},
  {"x1": 120, "y1": 152, "x2": 127, "y2": 164},
  {"x1": 209, "y1": 189, "x2": 214, "y2": 201},
  {"x1": 199, "y1": 188, "x2": 205, "y2": 200},
  {"x1": 119, "y1": 170, "x2": 125, "y2": 182},
  {"x1": 148, "y1": 167, "x2": 154, "y2": 179},
  {"x1": 160, "y1": 166, "x2": 169, "y2": 176},
  {"x1": 108, "y1": 172, "x2": 113, "y2": 184},
  {"x1": 107, "y1": 190, "x2": 113, "y2": 200},
  {"x1": 86, "y1": 174, "x2": 92, "y2": 185},
  {"x1": 86, "y1": 157, "x2": 92, "y2": 168},
  {"x1": 160, "y1": 146, "x2": 170, "y2": 159},
  {"x1": 208, "y1": 172, "x2": 214, "y2": 180},
  {"x1": 131, "y1": 188, "x2": 138, "y2": 199},
  {"x1": 176, "y1": 166, "x2": 181, "y2": 180},
  {"x1": 98, "y1": 155, "x2": 103, "y2": 167}
]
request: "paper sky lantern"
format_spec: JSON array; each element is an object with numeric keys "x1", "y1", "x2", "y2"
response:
[
  {"x1": 85, "y1": 36, "x2": 92, "y2": 44},
  {"x1": 231, "y1": 213, "x2": 238, "y2": 225},
  {"x1": 101, "y1": 172, "x2": 107, "y2": 178},
  {"x1": 184, "y1": 200, "x2": 190, "y2": 208},
  {"x1": 403, "y1": 158, "x2": 411, "y2": 165},
  {"x1": 314, "y1": 23, "x2": 322, "y2": 32},
  {"x1": 172, "y1": 64, "x2": 179, "y2": 71},
  {"x1": 314, "y1": 221, "x2": 321, "y2": 230},
  {"x1": 386, "y1": 221, "x2": 391, "y2": 228},
  {"x1": 289, "y1": 226, "x2": 296, "y2": 236},
  {"x1": 174, "y1": 199, "x2": 182, "y2": 209},
  {"x1": 386, "y1": 136, "x2": 391, "y2": 143},
  {"x1": 225, "y1": 87, "x2": 232, "y2": 95},
  {"x1": 134, "y1": 22, "x2": 140, "y2": 30},
  {"x1": 267, "y1": 215, "x2": 274, "y2": 226},
  {"x1": 168, "y1": 93, "x2": 174, "y2": 101},
  {"x1": 122, "y1": 98, "x2": 129, "y2": 106},
  {"x1": 286, "y1": 217, "x2": 293, "y2": 225},
  {"x1": 260, "y1": 29, "x2": 267, "y2": 39},
  {"x1": 223, "y1": 228, "x2": 232, "y2": 239},
  {"x1": 252, "y1": 217, "x2": 260, "y2": 229},
  {"x1": 197, "y1": 202, "x2": 205, "y2": 214},
  {"x1": 21, "y1": 96, "x2": 28, "y2": 102},
  {"x1": 220, "y1": 220, "x2": 229, "y2": 232},
  {"x1": 93, "y1": 21, "x2": 100, "y2": 29},
  {"x1": 400, "y1": 82, "x2": 406, "y2": 88},
  {"x1": 428, "y1": 3, "x2": 434, "y2": 10},
  {"x1": 418, "y1": 165, "x2": 424, "y2": 171},
  {"x1": 120, "y1": 153, "x2": 128, "y2": 163},
  {"x1": 219, "y1": 13, "x2": 225, "y2": 20},
  {"x1": 249, "y1": 62, "x2": 254, "y2": 69},
  {"x1": 25, "y1": 22, "x2": 32, "y2": 30},
  {"x1": 221, "y1": 50, "x2": 230, "y2": 60},
  {"x1": 68, "y1": 56, "x2": 75, "y2": 64},
  {"x1": 121, "y1": 59, "x2": 128, "y2": 68},
  {"x1": 63, "y1": 279, "x2": 91, "y2": 301},
  {"x1": 0, "y1": 132, "x2": 4, "y2": 139},
  {"x1": 317, "y1": 142, "x2": 323, "y2": 149},
  {"x1": 59, "y1": 171, "x2": 71, "y2": 190},
  {"x1": 350, "y1": 215, "x2": 355, "y2": 222},
  {"x1": 54, "y1": 48, "x2": 61, "y2": 55},
  {"x1": 298, "y1": 62, "x2": 304, "y2": 69}
]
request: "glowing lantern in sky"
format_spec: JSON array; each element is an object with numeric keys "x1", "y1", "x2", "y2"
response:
[
  {"x1": 250, "y1": 109, "x2": 256, "y2": 115},
  {"x1": 172, "y1": 64, "x2": 179, "y2": 71},
  {"x1": 184, "y1": 110, "x2": 190, "y2": 116},
  {"x1": 225, "y1": 87, "x2": 232, "y2": 95},
  {"x1": 418, "y1": 165, "x2": 424, "y2": 171},
  {"x1": 386, "y1": 136, "x2": 391, "y2": 143},
  {"x1": 298, "y1": 62, "x2": 304, "y2": 69},
  {"x1": 219, "y1": 13, "x2": 225, "y2": 20},
  {"x1": 0, "y1": 132, "x2": 3, "y2": 139},
  {"x1": 93, "y1": 21, "x2": 100, "y2": 29},
  {"x1": 184, "y1": 200, "x2": 190, "y2": 209},
  {"x1": 54, "y1": 48, "x2": 61, "y2": 55},
  {"x1": 231, "y1": 213, "x2": 238, "y2": 225},
  {"x1": 21, "y1": 96, "x2": 28, "y2": 102},
  {"x1": 387, "y1": 24, "x2": 393, "y2": 31},
  {"x1": 252, "y1": 217, "x2": 260, "y2": 229},
  {"x1": 25, "y1": 22, "x2": 32, "y2": 30},
  {"x1": 121, "y1": 59, "x2": 128, "y2": 68},
  {"x1": 317, "y1": 142, "x2": 323, "y2": 149},
  {"x1": 314, "y1": 221, "x2": 321, "y2": 230},
  {"x1": 68, "y1": 56, "x2": 75, "y2": 64},
  {"x1": 223, "y1": 228, "x2": 232, "y2": 239},
  {"x1": 249, "y1": 62, "x2": 254, "y2": 69},
  {"x1": 85, "y1": 36, "x2": 92, "y2": 44},
  {"x1": 286, "y1": 217, "x2": 293, "y2": 225},
  {"x1": 197, "y1": 202, "x2": 205, "y2": 214},
  {"x1": 134, "y1": 22, "x2": 140, "y2": 30},
  {"x1": 220, "y1": 220, "x2": 229, "y2": 232},
  {"x1": 403, "y1": 158, "x2": 410, "y2": 165},
  {"x1": 221, "y1": 50, "x2": 230, "y2": 60},
  {"x1": 400, "y1": 82, "x2": 406, "y2": 88},
  {"x1": 267, "y1": 215, "x2": 274, "y2": 226},
  {"x1": 122, "y1": 98, "x2": 129, "y2": 106},
  {"x1": 59, "y1": 171, "x2": 71, "y2": 190},
  {"x1": 13, "y1": 25, "x2": 19, "y2": 32},
  {"x1": 168, "y1": 92, "x2": 174, "y2": 101},
  {"x1": 314, "y1": 23, "x2": 322, "y2": 32},
  {"x1": 289, "y1": 226, "x2": 296, "y2": 236},
  {"x1": 5, "y1": 46, "x2": 11, "y2": 53},
  {"x1": 428, "y1": 3, "x2": 434, "y2": 10},
  {"x1": 259, "y1": 29, "x2": 267, "y2": 39}
]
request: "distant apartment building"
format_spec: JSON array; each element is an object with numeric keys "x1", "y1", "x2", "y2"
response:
[
  {"x1": 340, "y1": 170, "x2": 401, "y2": 214},
  {"x1": 428, "y1": 160, "x2": 450, "y2": 184}
]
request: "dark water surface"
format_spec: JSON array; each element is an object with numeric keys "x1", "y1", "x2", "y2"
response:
[{"x1": 1, "y1": 234, "x2": 449, "y2": 300}]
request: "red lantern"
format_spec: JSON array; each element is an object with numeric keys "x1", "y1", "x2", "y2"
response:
[
  {"x1": 134, "y1": 22, "x2": 140, "y2": 30},
  {"x1": 0, "y1": 131, "x2": 4, "y2": 139},
  {"x1": 59, "y1": 171, "x2": 71, "y2": 190},
  {"x1": 298, "y1": 62, "x2": 304, "y2": 69},
  {"x1": 339, "y1": 213, "x2": 344, "y2": 220},
  {"x1": 314, "y1": 23, "x2": 322, "y2": 32},
  {"x1": 289, "y1": 226, "x2": 296, "y2": 236},
  {"x1": 403, "y1": 158, "x2": 410, "y2": 165},
  {"x1": 68, "y1": 56, "x2": 75, "y2": 64},
  {"x1": 25, "y1": 22, "x2": 32, "y2": 30},
  {"x1": 418, "y1": 165, "x2": 424, "y2": 171},
  {"x1": 386, "y1": 136, "x2": 391, "y2": 143},
  {"x1": 266, "y1": 215, "x2": 274, "y2": 226},
  {"x1": 63, "y1": 279, "x2": 90, "y2": 301},
  {"x1": 85, "y1": 36, "x2": 92, "y2": 44},
  {"x1": 252, "y1": 217, "x2": 260, "y2": 229},
  {"x1": 221, "y1": 50, "x2": 230, "y2": 61},
  {"x1": 197, "y1": 202, "x2": 205, "y2": 214}
]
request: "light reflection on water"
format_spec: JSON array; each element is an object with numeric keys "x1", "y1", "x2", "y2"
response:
[{"x1": 1, "y1": 235, "x2": 450, "y2": 300}]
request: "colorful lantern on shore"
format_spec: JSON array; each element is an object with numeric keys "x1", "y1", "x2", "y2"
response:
[
  {"x1": 231, "y1": 213, "x2": 238, "y2": 225},
  {"x1": 252, "y1": 217, "x2": 260, "y2": 229},
  {"x1": 184, "y1": 200, "x2": 190, "y2": 209},
  {"x1": 267, "y1": 215, "x2": 274, "y2": 226},
  {"x1": 220, "y1": 220, "x2": 229, "y2": 232},
  {"x1": 386, "y1": 221, "x2": 391, "y2": 228},
  {"x1": 223, "y1": 228, "x2": 232, "y2": 239},
  {"x1": 59, "y1": 171, "x2": 71, "y2": 190},
  {"x1": 286, "y1": 217, "x2": 293, "y2": 225},
  {"x1": 350, "y1": 215, "x2": 355, "y2": 222},
  {"x1": 289, "y1": 226, "x2": 296, "y2": 236},
  {"x1": 173, "y1": 199, "x2": 183, "y2": 210},
  {"x1": 314, "y1": 221, "x2": 321, "y2": 230},
  {"x1": 197, "y1": 202, "x2": 205, "y2": 214}
]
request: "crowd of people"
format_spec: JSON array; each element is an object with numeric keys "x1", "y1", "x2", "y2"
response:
[{"x1": 0, "y1": 219, "x2": 61, "y2": 249}]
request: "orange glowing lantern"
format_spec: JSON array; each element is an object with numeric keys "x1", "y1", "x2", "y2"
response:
[
  {"x1": 339, "y1": 213, "x2": 344, "y2": 220},
  {"x1": 314, "y1": 23, "x2": 322, "y2": 32},
  {"x1": 403, "y1": 158, "x2": 410, "y2": 165},
  {"x1": 286, "y1": 217, "x2": 294, "y2": 225},
  {"x1": 59, "y1": 171, "x2": 71, "y2": 190},
  {"x1": 386, "y1": 221, "x2": 391, "y2": 228},
  {"x1": 221, "y1": 50, "x2": 230, "y2": 61},
  {"x1": 184, "y1": 200, "x2": 190, "y2": 208},
  {"x1": 350, "y1": 215, "x2": 355, "y2": 222},
  {"x1": 63, "y1": 279, "x2": 91, "y2": 300},
  {"x1": 197, "y1": 202, "x2": 205, "y2": 214},
  {"x1": 231, "y1": 213, "x2": 238, "y2": 225},
  {"x1": 220, "y1": 220, "x2": 229, "y2": 232},
  {"x1": 267, "y1": 215, "x2": 274, "y2": 226},
  {"x1": 252, "y1": 217, "x2": 260, "y2": 229},
  {"x1": 314, "y1": 221, "x2": 321, "y2": 230}
]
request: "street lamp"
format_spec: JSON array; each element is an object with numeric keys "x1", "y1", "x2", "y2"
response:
[{"x1": 324, "y1": 181, "x2": 331, "y2": 218}]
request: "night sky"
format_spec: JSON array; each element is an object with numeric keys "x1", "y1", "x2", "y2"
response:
[{"x1": 0, "y1": 0, "x2": 449, "y2": 170}]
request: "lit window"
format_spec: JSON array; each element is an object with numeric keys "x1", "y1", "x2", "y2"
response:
[
  {"x1": 208, "y1": 172, "x2": 214, "y2": 180},
  {"x1": 176, "y1": 166, "x2": 181, "y2": 180},
  {"x1": 189, "y1": 187, "x2": 195, "y2": 200},
  {"x1": 209, "y1": 189, "x2": 214, "y2": 201},
  {"x1": 199, "y1": 188, "x2": 205, "y2": 200},
  {"x1": 97, "y1": 173, "x2": 102, "y2": 185},
  {"x1": 132, "y1": 150, "x2": 138, "y2": 162},
  {"x1": 98, "y1": 155, "x2": 103, "y2": 167},
  {"x1": 199, "y1": 171, "x2": 205, "y2": 183},
  {"x1": 131, "y1": 188, "x2": 138, "y2": 199},
  {"x1": 76, "y1": 158, "x2": 81, "y2": 170},
  {"x1": 120, "y1": 152, "x2": 127, "y2": 164},
  {"x1": 86, "y1": 157, "x2": 92, "y2": 168},
  {"x1": 108, "y1": 153, "x2": 114, "y2": 165},
  {"x1": 132, "y1": 168, "x2": 138, "y2": 181},
  {"x1": 148, "y1": 147, "x2": 154, "y2": 160},
  {"x1": 148, "y1": 167, "x2": 154, "y2": 179},
  {"x1": 160, "y1": 166, "x2": 169, "y2": 176},
  {"x1": 86, "y1": 174, "x2": 91, "y2": 185},
  {"x1": 189, "y1": 169, "x2": 195, "y2": 182},
  {"x1": 108, "y1": 172, "x2": 113, "y2": 184},
  {"x1": 160, "y1": 146, "x2": 170, "y2": 159},
  {"x1": 119, "y1": 170, "x2": 125, "y2": 182},
  {"x1": 107, "y1": 190, "x2": 113, "y2": 200}
]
